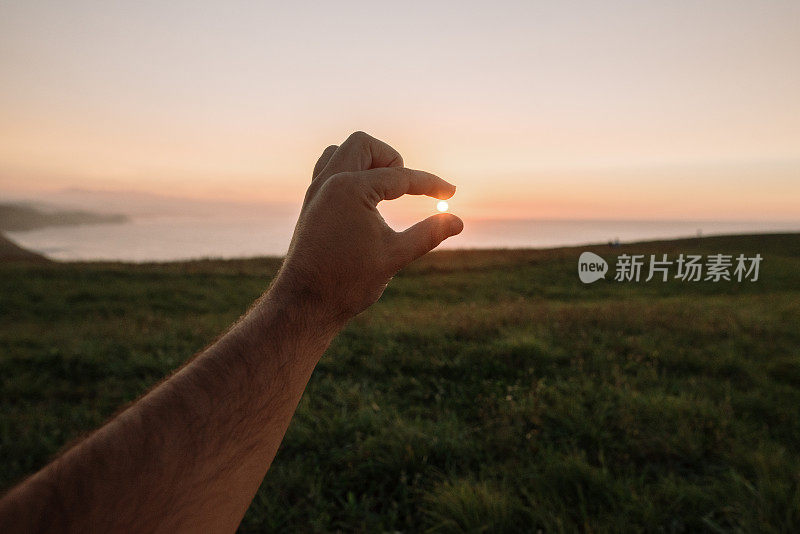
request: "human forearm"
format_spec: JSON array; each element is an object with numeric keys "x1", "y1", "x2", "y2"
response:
[
  {"x1": 0, "y1": 132, "x2": 462, "y2": 532},
  {"x1": 0, "y1": 279, "x2": 341, "y2": 533}
]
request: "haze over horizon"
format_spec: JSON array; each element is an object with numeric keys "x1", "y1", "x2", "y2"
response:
[{"x1": 2, "y1": 0, "x2": 799, "y2": 222}]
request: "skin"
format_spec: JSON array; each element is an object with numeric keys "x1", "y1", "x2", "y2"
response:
[{"x1": 0, "y1": 131, "x2": 463, "y2": 533}]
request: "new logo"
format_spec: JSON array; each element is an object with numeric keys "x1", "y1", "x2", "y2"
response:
[{"x1": 578, "y1": 252, "x2": 608, "y2": 283}]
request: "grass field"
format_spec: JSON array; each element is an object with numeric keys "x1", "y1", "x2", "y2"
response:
[{"x1": 1, "y1": 233, "x2": 799, "y2": 532}]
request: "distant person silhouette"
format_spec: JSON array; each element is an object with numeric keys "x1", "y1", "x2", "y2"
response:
[{"x1": 0, "y1": 132, "x2": 463, "y2": 533}]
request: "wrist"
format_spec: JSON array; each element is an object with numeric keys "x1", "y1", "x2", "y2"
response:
[
  {"x1": 266, "y1": 268, "x2": 350, "y2": 331},
  {"x1": 221, "y1": 287, "x2": 340, "y2": 381},
  {"x1": 253, "y1": 271, "x2": 347, "y2": 348}
]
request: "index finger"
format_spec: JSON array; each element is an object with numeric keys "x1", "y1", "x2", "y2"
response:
[
  {"x1": 316, "y1": 131, "x2": 403, "y2": 183},
  {"x1": 353, "y1": 167, "x2": 456, "y2": 205}
]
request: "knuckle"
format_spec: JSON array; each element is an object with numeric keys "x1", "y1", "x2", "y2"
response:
[
  {"x1": 324, "y1": 172, "x2": 360, "y2": 195},
  {"x1": 325, "y1": 172, "x2": 351, "y2": 189},
  {"x1": 347, "y1": 130, "x2": 371, "y2": 145},
  {"x1": 391, "y1": 151, "x2": 404, "y2": 167}
]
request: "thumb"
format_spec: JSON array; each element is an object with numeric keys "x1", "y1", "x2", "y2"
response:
[{"x1": 392, "y1": 213, "x2": 464, "y2": 269}]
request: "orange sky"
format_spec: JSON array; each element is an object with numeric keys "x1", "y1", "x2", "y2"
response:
[{"x1": 1, "y1": 1, "x2": 798, "y2": 221}]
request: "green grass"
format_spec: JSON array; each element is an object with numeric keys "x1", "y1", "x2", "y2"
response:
[{"x1": 1, "y1": 233, "x2": 799, "y2": 532}]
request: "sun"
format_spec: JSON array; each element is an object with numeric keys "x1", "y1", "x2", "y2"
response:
[{"x1": 436, "y1": 200, "x2": 449, "y2": 213}]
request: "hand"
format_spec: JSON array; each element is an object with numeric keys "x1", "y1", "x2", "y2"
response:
[{"x1": 271, "y1": 131, "x2": 463, "y2": 324}]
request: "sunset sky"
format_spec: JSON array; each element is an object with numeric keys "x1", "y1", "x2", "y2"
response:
[{"x1": 1, "y1": 0, "x2": 798, "y2": 221}]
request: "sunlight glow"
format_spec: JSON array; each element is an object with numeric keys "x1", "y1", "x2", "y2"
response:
[
  {"x1": 436, "y1": 200, "x2": 449, "y2": 213},
  {"x1": 1, "y1": 2, "x2": 798, "y2": 220}
]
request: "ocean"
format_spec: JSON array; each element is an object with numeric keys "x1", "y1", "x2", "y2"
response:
[{"x1": 7, "y1": 216, "x2": 800, "y2": 262}]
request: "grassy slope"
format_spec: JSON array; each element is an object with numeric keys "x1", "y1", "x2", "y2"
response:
[
  {"x1": 0, "y1": 233, "x2": 47, "y2": 262},
  {"x1": 1, "y1": 234, "x2": 799, "y2": 532}
]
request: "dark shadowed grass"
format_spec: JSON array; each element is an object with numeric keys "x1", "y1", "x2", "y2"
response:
[{"x1": 1, "y1": 234, "x2": 799, "y2": 532}]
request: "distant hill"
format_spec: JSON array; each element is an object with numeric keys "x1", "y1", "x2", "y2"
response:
[
  {"x1": 0, "y1": 232, "x2": 48, "y2": 262},
  {"x1": 0, "y1": 203, "x2": 128, "y2": 232},
  {"x1": 0, "y1": 189, "x2": 298, "y2": 219}
]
